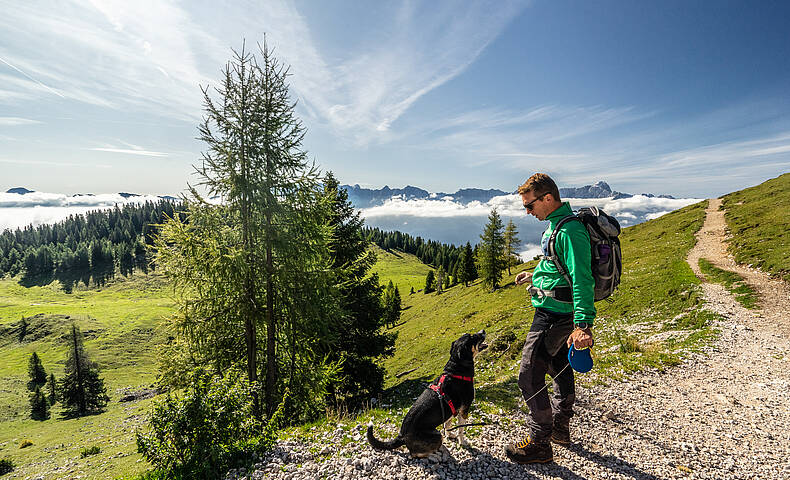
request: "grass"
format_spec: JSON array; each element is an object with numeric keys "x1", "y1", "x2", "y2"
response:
[
  {"x1": 721, "y1": 172, "x2": 790, "y2": 282},
  {"x1": 698, "y1": 258, "x2": 759, "y2": 309},
  {"x1": 0, "y1": 273, "x2": 173, "y2": 479},
  {"x1": 370, "y1": 244, "x2": 434, "y2": 293}
]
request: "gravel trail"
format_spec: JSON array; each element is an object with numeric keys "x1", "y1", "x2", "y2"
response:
[{"x1": 230, "y1": 198, "x2": 790, "y2": 480}]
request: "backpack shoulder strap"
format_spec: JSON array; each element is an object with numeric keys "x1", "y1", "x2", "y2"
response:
[{"x1": 547, "y1": 215, "x2": 580, "y2": 286}]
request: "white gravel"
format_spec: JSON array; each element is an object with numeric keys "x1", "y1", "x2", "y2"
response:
[{"x1": 227, "y1": 198, "x2": 790, "y2": 480}]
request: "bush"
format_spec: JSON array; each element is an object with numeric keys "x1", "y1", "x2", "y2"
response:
[
  {"x1": 136, "y1": 370, "x2": 285, "y2": 479},
  {"x1": 80, "y1": 446, "x2": 101, "y2": 458},
  {"x1": 19, "y1": 440, "x2": 33, "y2": 449},
  {"x1": 0, "y1": 458, "x2": 14, "y2": 475}
]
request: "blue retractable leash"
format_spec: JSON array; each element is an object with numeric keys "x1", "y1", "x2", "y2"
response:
[{"x1": 568, "y1": 344, "x2": 593, "y2": 373}]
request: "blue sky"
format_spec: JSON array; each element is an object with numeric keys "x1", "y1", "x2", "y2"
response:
[{"x1": 1, "y1": 0, "x2": 789, "y2": 198}]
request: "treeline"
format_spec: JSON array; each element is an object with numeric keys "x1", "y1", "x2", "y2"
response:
[
  {"x1": 365, "y1": 227, "x2": 467, "y2": 274},
  {"x1": 0, "y1": 200, "x2": 180, "y2": 290}
]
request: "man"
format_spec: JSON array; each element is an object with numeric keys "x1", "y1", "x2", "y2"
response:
[{"x1": 504, "y1": 173, "x2": 595, "y2": 465}]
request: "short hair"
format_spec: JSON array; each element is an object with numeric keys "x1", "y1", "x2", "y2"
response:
[{"x1": 518, "y1": 173, "x2": 561, "y2": 202}]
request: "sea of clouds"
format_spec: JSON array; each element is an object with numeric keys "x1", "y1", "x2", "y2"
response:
[
  {"x1": 0, "y1": 191, "x2": 168, "y2": 232},
  {"x1": 1, "y1": 190, "x2": 701, "y2": 263},
  {"x1": 358, "y1": 193, "x2": 702, "y2": 261}
]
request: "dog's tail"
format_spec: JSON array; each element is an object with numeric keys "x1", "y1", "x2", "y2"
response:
[{"x1": 366, "y1": 424, "x2": 405, "y2": 450}]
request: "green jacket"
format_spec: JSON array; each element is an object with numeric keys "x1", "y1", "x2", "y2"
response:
[{"x1": 531, "y1": 202, "x2": 596, "y2": 325}]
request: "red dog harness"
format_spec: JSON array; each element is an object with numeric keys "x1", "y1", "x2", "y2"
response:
[{"x1": 428, "y1": 373, "x2": 473, "y2": 416}]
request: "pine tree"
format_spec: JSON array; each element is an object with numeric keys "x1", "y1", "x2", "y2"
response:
[
  {"x1": 459, "y1": 242, "x2": 477, "y2": 286},
  {"x1": 155, "y1": 41, "x2": 335, "y2": 418},
  {"x1": 48, "y1": 373, "x2": 57, "y2": 405},
  {"x1": 478, "y1": 208, "x2": 507, "y2": 291},
  {"x1": 503, "y1": 219, "x2": 522, "y2": 275},
  {"x1": 27, "y1": 352, "x2": 47, "y2": 391},
  {"x1": 424, "y1": 270, "x2": 436, "y2": 294},
  {"x1": 29, "y1": 385, "x2": 49, "y2": 420},
  {"x1": 59, "y1": 324, "x2": 109, "y2": 417},
  {"x1": 436, "y1": 266, "x2": 445, "y2": 294},
  {"x1": 322, "y1": 172, "x2": 395, "y2": 404}
]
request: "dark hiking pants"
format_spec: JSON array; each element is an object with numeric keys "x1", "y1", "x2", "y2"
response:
[{"x1": 517, "y1": 307, "x2": 576, "y2": 442}]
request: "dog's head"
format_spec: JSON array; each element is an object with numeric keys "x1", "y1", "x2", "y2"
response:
[{"x1": 450, "y1": 330, "x2": 488, "y2": 363}]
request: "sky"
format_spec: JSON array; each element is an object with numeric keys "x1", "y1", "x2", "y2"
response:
[{"x1": 1, "y1": 0, "x2": 790, "y2": 198}]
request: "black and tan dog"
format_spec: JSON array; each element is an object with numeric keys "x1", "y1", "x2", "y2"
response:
[{"x1": 367, "y1": 330, "x2": 488, "y2": 457}]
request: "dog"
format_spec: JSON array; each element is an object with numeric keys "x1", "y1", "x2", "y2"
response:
[{"x1": 367, "y1": 330, "x2": 488, "y2": 457}]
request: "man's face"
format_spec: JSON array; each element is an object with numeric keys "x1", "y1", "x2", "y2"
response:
[{"x1": 521, "y1": 191, "x2": 552, "y2": 221}]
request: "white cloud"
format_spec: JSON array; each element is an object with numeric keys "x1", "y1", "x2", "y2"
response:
[
  {"x1": 0, "y1": 117, "x2": 41, "y2": 126},
  {"x1": 89, "y1": 147, "x2": 169, "y2": 157},
  {"x1": 0, "y1": 191, "x2": 169, "y2": 231}
]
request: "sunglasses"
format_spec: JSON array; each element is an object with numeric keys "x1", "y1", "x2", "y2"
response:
[{"x1": 523, "y1": 192, "x2": 548, "y2": 211}]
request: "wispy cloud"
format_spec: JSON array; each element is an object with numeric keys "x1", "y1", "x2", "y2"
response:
[
  {"x1": 0, "y1": 117, "x2": 41, "y2": 126},
  {"x1": 89, "y1": 147, "x2": 169, "y2": 157}
]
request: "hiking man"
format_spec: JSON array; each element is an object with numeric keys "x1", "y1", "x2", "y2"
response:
[{"x1": 505, "y1": 173, "x2": 595, "y2": 464}]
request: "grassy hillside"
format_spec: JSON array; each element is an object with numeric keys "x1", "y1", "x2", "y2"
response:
[
  {"x1": 370, "y1": 244, "x2": 434, "y2": 292},
  {"x1": 380, "y1": 200, "x2": 714, "y2": 413},
  {"x1": 0, "y1": 274, "x2": 173, "y2": 479},
  {"x1": 721, "y1": 172, "x2": 790, "y2": 281}
]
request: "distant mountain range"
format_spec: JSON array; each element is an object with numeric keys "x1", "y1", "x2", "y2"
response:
[
  {"x1": 4, "y1": 187, "x2": 178, "y2": 202},
  {"x1": 341, "y1": 181, "x2": 675, "y2": 208}
]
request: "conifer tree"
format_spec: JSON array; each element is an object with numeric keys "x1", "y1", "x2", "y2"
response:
[
  {"x1": 27, "y1": 352, "x2": 47, "y2": 391},
  {"x1": 436, "y1": 266, "x2": 445, "y2": 294},
  {"x1": 59, "y1": 324, "x2": 109, "y2": 417},
  {"x1": 424, "y1": 270, "x2": 436, "y2": 293},
  {"x1": 322, "y1": 172, "x2": 394, "y2": 403},
  {"x1": 29, "y1": 385, "x2": 49, "y2": 420},
  {"x1": 458, "y1": 242, "x2": 477, "y2": 286},
  {"x1": 155, "y1": 41, "x2": 335, "y2": 418},
  {"x1": 48, "y1": 373, "x2": 57, "y2": 405},
  {"x1": 478, "y1": 208, "x2": 507, "y2": 291},
  {"x1": 503, "y1": 219, "x2": 522, "y2": 275}
]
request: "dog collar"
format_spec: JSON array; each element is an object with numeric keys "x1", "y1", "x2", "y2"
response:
[{"x1": 447, "y1": 373, "x2": 473, "y2": 382}]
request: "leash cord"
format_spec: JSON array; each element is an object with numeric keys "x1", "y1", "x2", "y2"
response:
[{"x1": 439, "y1": 363, "x2": 572, "y2": 433}]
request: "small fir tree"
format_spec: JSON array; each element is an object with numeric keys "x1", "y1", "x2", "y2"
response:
[
  {"x1": 503, "y1": 219, "x2": 522, "y2": 275},
  {"x1": 27, "y1": 352, "x2": 47, "y2": 391},
  {"x1": 59, "y1": 324, "x2": 109, "y2": 417},
  {"x1": 436, "y1": 266, "x2": 445, "y2": 294},
  {"x1": 29, "y1": 385, "x2": 49, "y2": 420},
  {"x1": 48, "y1": 373, "x2": 57, "y2": 405},
  {"x1": 478, "y1": 208, "x2": 507, "y2": 291},
  {"x1": 424, "y1": 270, "x2": 436, "y2": 293}
]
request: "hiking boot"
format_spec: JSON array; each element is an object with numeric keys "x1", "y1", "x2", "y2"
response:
[
  {"x1": 551, "y1": 417, "x2": 571, "y2": 445},
  {"x1": 504, "y1": 436, "x2": 553, "y2": 464}
]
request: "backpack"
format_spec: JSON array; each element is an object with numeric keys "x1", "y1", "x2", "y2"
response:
[{"x1": 547, "y1": 206, "x2": 622, "y2": 302}]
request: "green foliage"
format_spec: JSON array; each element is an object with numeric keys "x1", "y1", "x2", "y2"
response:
[
  {"x1": 435, "y1": 266, "x2": 445, "y2": 294},
  {"x1": 458, "y1": 242, "x2": 477, "y2": 286},
  {"x1": 27, "y1": 351, "x2": 46, "y2": 391},
  {"x1": 80, "y1": 446, "x2": 101, "y2": 458},
  {"x1": 136, "y1": 370, "x2": 278, "y2": 479},
  {"x1": 59, "y1": 324, "x2": 109, "y2": 417},
  {"x1": 721, "y1": 172, "x2": 790, "y2": 281},
  {"x1": 48, "y1": 372, "x2": 57, "y2": 405},
  {"x1": 614, "y1": 330, "x2": 644, "y2": 353},
  {"x1": 424, "y1": 270, "x2": 435, "y2": 293},
  {"x1": 477, "y1": 208, "x2": 507, "y2": 290},
  {"x1": 29, "y1": 384, "x2": 49, "y2": 420},
  {"x1": 503, "y1": 219, "x2": 522, "y2": 275},
  {"x1": 698, "y1": 258, "x2": 759, "y2": 309},
  {"x1": 365, "y1": 227, "x2": 462, "y2": 272},
  {"x1": 0, "y1": 457, "x2": 14, "y2": 475}
]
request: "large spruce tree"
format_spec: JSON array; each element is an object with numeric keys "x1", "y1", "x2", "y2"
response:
[
  {"x1": 478, "y1": 208, "x2": 507, "y2": 291},
  {"x1": 59, "y1": 324, "x2": 109, "y2": 417},
  {"x1": 155, "y1": 41, "x2": 336, "y2": 418},
  {"x1": 322, "y1": 172, "x2": 395, "y2": 404}
]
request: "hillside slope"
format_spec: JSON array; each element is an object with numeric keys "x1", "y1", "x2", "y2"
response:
[{"x1": 721, "y1": 172, "x2": 790, "y2": 281}]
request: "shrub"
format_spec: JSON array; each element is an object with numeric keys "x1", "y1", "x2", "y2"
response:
[
  {"x1": 80, "y1": 446, "x2": 101, "y2": 458},
  {"x1": 0, "y1": 458, "x2": 15, "y2": 475},
  {"x1": 19, "y1": 440, "x2": 33, "y2": 449},
  {"x1": 136, "y1": 370, "x2": 285, "y2": 479}
]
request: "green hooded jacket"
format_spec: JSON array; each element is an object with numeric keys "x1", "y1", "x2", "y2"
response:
[{"x1": 531, "y1": 202, "x2": 596, "y2": 325}]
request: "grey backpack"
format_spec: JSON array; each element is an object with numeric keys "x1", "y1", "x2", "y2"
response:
[{"x1": 547, "y1": 206, "x2": 622, "y2": 302}]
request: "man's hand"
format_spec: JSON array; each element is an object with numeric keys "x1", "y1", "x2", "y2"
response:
[
  {"x1": 567, "y1": 327, "x2": 593, "y2": 349},
  {"x1": 515, "y1": 271, "x2": 533, "y2": 286}
]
